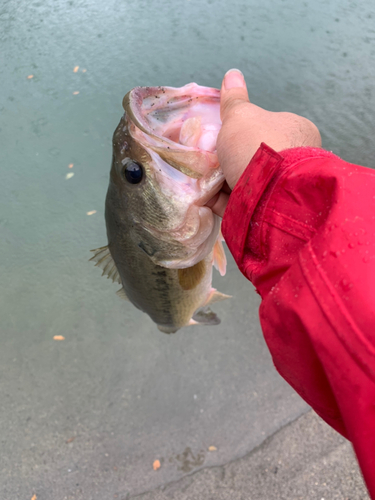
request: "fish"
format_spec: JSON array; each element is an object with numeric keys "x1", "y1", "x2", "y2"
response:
[{"x1": 90, "y1": 83, "x2": 230, "y2": 334}]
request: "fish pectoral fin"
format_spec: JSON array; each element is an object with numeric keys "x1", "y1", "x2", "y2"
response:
[
  {"x1": 213, "y1": 237, "x2": 227, "y2": 276},
  {"x1": 191, "y1": 307, "x2": 221, "y2": 326},
  {"x1": 116, "y1": 287, "x2": 129, "y2": 301},
  {"x1": 89, "y1": 245, "x2": 122, "y2": 284},
  {"x1": 205, "y1": 288, "x2": 232, "y2": 306}
]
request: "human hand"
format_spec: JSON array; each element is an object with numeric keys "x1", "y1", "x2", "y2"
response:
[{"x1": 207, "y1": 69, "x2": 322, "y2": 217}]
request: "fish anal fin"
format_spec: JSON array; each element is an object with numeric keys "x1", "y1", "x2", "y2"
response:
[
  {"x1": 89, "y1": 245, "x2": 122, "y2": 285},
  {"x1": 188, "y1": 318, "x2": 199, "y2": 326},
  {"x1": 205, "y1": 288, "x2": 232, "y2": 306}
]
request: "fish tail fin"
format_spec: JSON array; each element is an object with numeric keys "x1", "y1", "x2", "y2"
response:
[{"x1": 191, "y1": 307, "x2": 221, "y2": 326}]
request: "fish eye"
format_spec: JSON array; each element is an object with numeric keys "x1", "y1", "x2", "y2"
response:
[{"x1": 123, "y1": 160, "x2": 143, "y2": 184}]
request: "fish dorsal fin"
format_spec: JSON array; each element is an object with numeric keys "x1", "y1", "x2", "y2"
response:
[
  {"x1": 213, "y1": 237, "x2": 227, "y2": 276},
  {"x1": 206, "y1": 288, "x2": 232, "y2": 306},
  {"x1": 116, "y1": 287, "x2": 129, "y2": 301},
  {"x1": 89, "y1": 245, "x2": 122, "y2": 284}
]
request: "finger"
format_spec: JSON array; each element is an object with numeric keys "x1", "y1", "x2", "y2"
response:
[
  {"x1": 220, "y1": 69, "x2": 250, "y2": 122},
  {"x1": 205, "y1": 191, "x2": 230, "y2": 218}
]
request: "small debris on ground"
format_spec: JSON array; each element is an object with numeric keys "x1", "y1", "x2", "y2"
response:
[
  {"x1": 68, "y1": 163, "x2": 74, "y2": 168},
  {"x1": 87, "y1": 210, "x2": 97, "y2": 216},
  {"x1": 31, "y1": 495, "x2": 37, "y2": 500},
  {"x1": 27, "y1": 75, "x2": 34, "y2": 79},
  {"x1": 66, "y1": 436, "x2": 75, "y2": 443},
  {"x1": 73, "y1": 91, "x2": 80, "y2": 95},
  {"x1": 65, "y1": 173, "x2": 74, "y2": 180},
  {"x1": 73, "y1": 66, "x2": 79, "y2": 73},
  {"x1": 153, "y1": 459, "x2": 161, "y2": 470},
  {"x1": 82, "y1": 69, "x2": 87, "y2": 73},
  {"x1": 208, "y1": 446, "x2": 217, "y2": 451},
  {"x1": 53, "y1": 335, "x2": 65, "y2": 341}
]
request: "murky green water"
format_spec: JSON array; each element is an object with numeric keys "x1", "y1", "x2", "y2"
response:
[{"x1": 1, "y1": 0, "x2": 375, "y2": 497}]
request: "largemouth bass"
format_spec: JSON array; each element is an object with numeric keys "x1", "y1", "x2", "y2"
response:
[{"x1": 91, "y1": 83, "x2": 230, "y2": 333}]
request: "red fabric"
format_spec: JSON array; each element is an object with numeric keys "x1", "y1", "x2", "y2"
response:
[{"x1": 221, "y1": 142, "x2": 375, "y2": 496}]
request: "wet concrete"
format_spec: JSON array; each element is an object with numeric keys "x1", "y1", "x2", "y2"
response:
[
  {"x1": 134, "y1": 410, "x2": 368, "y2": 500},
  {"x1": 1, "y1": 0, "x2": 374, "y2": 498}
]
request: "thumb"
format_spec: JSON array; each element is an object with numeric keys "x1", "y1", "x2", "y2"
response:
[{"x1": 220, "y1": 69, "x2": 250, "y2": 121}]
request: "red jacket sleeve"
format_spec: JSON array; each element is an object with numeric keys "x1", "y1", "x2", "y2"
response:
[{"x1": 221, "y1": 142, "x2": 375, "y2": 497}]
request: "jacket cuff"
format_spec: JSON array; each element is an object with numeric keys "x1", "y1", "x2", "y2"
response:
[{"x1": 221, "y1": 143, "x2": 338, "y2": 265}]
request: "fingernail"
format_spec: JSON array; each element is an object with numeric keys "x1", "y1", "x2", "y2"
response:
[{"x1": 224, "y1": 69, "x2": 245, "y2": 90}]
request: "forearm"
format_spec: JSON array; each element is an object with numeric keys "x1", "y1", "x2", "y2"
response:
[{"x1": 222, "y1": 143, "x2": 375, "y2": 497}]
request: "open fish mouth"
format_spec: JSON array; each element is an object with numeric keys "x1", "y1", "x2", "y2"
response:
[{"x1": 123, "y1": 83, "x2": 223, "y2": 179}]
